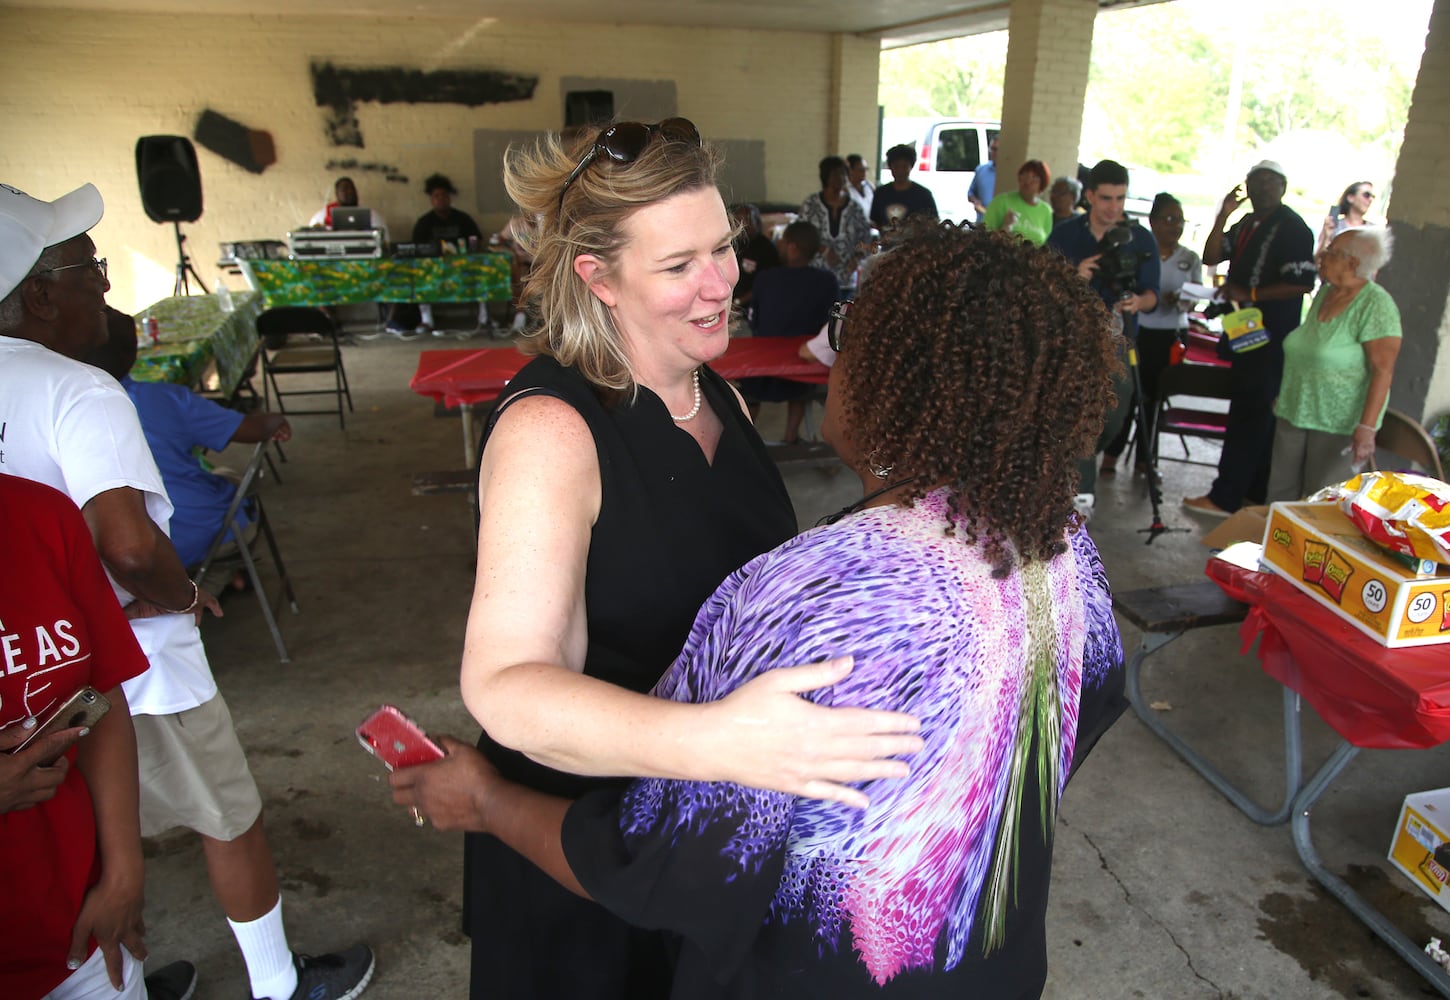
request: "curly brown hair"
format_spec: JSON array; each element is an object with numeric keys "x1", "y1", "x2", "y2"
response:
[{"x1": 838, "y1": 223, "x2": 1119, "y2": 575}]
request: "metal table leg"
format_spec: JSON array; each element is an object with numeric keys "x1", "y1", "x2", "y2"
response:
[
  {"x1": 1291, "y1": 742, "x2": 1450, "y2": 997},
  {"x1": 461, "y1": 404, "x2": 476, "y2": 469},
  {"x1": 1126, "y1": 631, "x2": 1302, "y2": 825}
]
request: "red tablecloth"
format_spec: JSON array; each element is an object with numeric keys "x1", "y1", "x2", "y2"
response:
[
  {"x1": 409, "y1": 335, "x2": 828, "y2": 409},
  {"x1": 1207, "y1": 558, "x2": 1450, "y2": 750}
]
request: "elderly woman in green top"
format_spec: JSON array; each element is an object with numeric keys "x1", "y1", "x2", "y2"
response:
[
  {"x1": 1267, "y1": 226, "x2": 1402, "y2": 500},
  {"x1": 983, "y1": 160, "x2": 1052, "y2": 246}
]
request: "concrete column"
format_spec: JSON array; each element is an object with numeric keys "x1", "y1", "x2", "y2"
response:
[
  {"x1": 1379, "y1": 0, "x2": 1450, "y2": 425},
  {"x1": 828, "y1": 33, "x2": 884, "y2": 171},
  {"x1": 999, "y1": 0, "x2": 1098, "y2": 185}
]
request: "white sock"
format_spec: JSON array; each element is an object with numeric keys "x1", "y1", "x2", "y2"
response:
[{"x1": 228, "y1": 896, "x2": 298, "y2": 1000}]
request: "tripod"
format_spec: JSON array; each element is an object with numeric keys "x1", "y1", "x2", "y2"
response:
[
  {"x1": 171, "y1": 221, "x2": 208, "y2": 296},
  {"x1": 1123, "y1": 311, "x2": 1189, "y2": 544}
]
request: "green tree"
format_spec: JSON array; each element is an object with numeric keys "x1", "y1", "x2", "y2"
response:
[{"x1": 879, "y1": 35, "x2": 1007, "y2": 118}]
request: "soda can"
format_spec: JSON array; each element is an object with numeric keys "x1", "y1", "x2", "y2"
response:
[
  {"x1": 144, "y1": 316, "x2": 160, "y2": 344},
  {"x1": 468, "y1": 235, "x2": 480, "y2": 253}
]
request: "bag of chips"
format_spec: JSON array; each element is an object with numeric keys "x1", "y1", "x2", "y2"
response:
[{"x1": 1332, "y1": 471, "x2": 1450, "y2": 565}]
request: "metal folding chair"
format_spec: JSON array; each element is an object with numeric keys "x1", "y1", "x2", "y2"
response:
[
  {"x1": 258, "y1": 306, "x2": 354, "y2": 429},
  {"x1": 1153, "y1": 362, "x2": 1235, "y2": 468},
  {"x1": 1375, "y1": 408, "x2": 1445, "y2": 480},
  {"x1": 191, "y1": 442, "x2": 299, "y2": 662}
]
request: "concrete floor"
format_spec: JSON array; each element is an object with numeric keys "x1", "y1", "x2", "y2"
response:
[{"x1": 141, "y1": 328, "x2": 1450, "y2": 999}]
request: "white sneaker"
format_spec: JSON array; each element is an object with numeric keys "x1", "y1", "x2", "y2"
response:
[{"x1": 1073, "y1": 493, "x2": 1095, "y2": 521}]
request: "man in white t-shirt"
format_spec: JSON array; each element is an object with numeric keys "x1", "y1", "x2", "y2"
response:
[{"x1": 0, "y1": 182, "x2": 374, "y2": 1000}]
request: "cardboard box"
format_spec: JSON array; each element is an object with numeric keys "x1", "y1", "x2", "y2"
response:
[
  {"x1": 1202, "y1": 505, "x2": 1269, "y2": 550},
  {"x1": 1389, "y1": 788, "x2": 1450, "y2": 913},
  {"x1": 1259, "y1": 502, "x2": 1450, "y2": 648}
]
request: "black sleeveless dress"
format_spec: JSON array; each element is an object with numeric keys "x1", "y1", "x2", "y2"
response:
[{"x1": 462, "y1": 355, "x2": 797, "y2": 1000}]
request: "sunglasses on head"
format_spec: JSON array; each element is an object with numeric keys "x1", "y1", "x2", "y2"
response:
[
  {"x1": 557, "y1": 117, "x2": 702, "y2": 211},
  {"x1": 827, "y1": 300, "x2": 851, "y2": 352}
]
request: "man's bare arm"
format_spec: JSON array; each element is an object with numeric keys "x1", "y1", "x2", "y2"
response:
[
  {"x1": 82, "y1": 487, "x2": 194, "y2": 610},
  {"x1": 232, "y1": 413, "x2": 291, "y2": 444}
]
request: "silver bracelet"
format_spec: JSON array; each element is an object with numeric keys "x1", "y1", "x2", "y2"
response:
[{"x1": 168, "y1": 580, "x2": 200, "y2": 615}]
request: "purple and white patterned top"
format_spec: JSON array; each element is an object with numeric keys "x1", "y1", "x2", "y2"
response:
[{"x1": 563, "y1": 488, "x2": 1124, "y2": 998}]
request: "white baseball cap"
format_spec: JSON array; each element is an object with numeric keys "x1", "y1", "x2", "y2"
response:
[
  {"x1": 0, "y1": 182, "x2": 105, "y2": 301},
  {"x1": 1247, "y1": 160, "x2": 1287, "y2": 182}
]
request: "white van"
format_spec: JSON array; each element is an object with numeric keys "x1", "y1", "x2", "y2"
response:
[{"x1": 898, "y1": 119, "x2": 1001, "y2": 224}]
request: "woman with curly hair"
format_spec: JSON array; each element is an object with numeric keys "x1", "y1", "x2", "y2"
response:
[{"x1": 400, "y1": 224, "x2": 1127, "y2": 998}]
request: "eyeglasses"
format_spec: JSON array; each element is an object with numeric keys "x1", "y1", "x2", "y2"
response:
[
  {"x1": 557, "y1": 118, "x2": 702, "y2": 211},
  {"x1": 827, "y1": 300, "x2": 851, "y2": 352},
  {"x1": 35, "y1": 257, "x2": 107, "y2": 280},
  {"x1": 1359, "y1": 191, "x2": 1376, "y2": 201}
]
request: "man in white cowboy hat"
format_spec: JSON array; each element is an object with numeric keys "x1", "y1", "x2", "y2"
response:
[
  {"x1": 1184, "y1": 160, "x2": 1316, "y2": 518},
  {"x1": 0, "y1": 182, "x2": 375, "y2": 1000}
]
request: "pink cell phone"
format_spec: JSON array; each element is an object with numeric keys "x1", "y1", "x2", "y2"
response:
[{"x1": 356, "y1": 705, "x2": 445, "y2": 771}]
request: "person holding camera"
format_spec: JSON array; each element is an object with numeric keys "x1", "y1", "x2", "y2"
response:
[
  {"x1": 1046, "y1": 159, "x2": 1160, "y2": 511},
  {"x1": 1100, "y1": 193, "x2": 1202, "y2": 479},
  {"x1": 1183, "y1": 160, "x2": 1316, "y2": 517},
  {"x1": 1316, "y1": 181, "x2": 1375, "y2": 255}
]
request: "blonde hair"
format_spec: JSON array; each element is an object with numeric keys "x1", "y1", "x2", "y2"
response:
[{"x1": 503, "y1": 124, "x2": 723, "y2": 391}]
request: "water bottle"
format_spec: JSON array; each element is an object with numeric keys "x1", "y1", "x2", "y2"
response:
[{"x1": 215, "y1": 278, "x2": 235, "y2": 313}]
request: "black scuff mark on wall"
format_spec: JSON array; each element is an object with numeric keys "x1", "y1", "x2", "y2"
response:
[
  {"x1": 324, "y1": 158, "x2": 409, "y2": 185},
  {"x1": 312, "y1": 62, "x2": 539, "y2": 149}
]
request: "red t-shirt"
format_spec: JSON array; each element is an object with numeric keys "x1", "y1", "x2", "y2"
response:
[{"x1": 0, "y1": 474, "x2": 149, "y2": 1000}]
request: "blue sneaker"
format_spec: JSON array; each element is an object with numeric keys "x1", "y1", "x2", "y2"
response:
[{"x1": 282, "y1": 946, "x2": 374, "y2": 1000}]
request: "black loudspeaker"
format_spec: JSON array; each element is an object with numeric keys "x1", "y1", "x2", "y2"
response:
[{"x1": 135, "y1": 136, "x2": 203, "y2": 223}]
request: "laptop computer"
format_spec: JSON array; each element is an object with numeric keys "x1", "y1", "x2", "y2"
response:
[{"x1": 332, "y1": 206, "x2": 372, "y2": 230}]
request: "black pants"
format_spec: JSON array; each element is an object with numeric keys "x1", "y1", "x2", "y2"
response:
[
  {"x1": 1104, "y1": 325, "x2": 1179, "y2": 465},
  {"x1": 1208, "y1": 340, "x2": 1285, "y2": 513}
]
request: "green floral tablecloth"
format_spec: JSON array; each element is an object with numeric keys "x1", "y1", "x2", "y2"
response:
[
  {"x1": 244, "y1": 253, "x2": 511, "y2": 307},
  {"x1": 130, "y1": 291, "x2": 261, "y2": 398}
]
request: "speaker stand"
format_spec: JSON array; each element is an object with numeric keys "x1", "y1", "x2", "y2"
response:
[{"x1": 171, "y1": 221, "x2": 209, "y2": 296}]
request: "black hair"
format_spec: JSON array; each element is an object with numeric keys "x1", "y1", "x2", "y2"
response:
[
  {"x1": 885, "y1": 144, "x2": 915, "y2": 165},
  {"x1": 1149, "y1": 192, "x2": 1181, "y2": 218},
  {"x1": 818, "y1": 156, "x2": 848, "y2": 189},
  {"x1": 782, "y1": 220, "x2": 821, "y2": 258},
  {"x1": 424, "y1": 173, "x2": 457, "y2": 195},
  {"x1": 84, "y1": 306, "x2": 139, "y2": 380},
  {"x1": 1086, "y1": 160, "x2": 1129, "y2": 191},
  {"x1": 846, "y1": 154, "x2": 866, "y2": 169}
]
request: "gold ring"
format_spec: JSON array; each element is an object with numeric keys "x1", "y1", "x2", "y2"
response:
[{"x1": 411, "y1": 808, "x2": 426, "y2": 828}]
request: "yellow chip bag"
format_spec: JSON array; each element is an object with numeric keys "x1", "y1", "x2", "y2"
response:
[{"x1": 1336, "y1": 471, "x2": 1450, "y2": 565}]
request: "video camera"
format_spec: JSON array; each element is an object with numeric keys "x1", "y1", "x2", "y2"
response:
[
  {"x1": 1094, "y1": 221, "x2": 1152, "y2": 300},
  {"x1": 1201, "y1": 298, "x2": 1236, "y2": 320}
]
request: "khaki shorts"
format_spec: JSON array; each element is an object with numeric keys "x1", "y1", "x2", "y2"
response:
[{"x1": 133, "y1": 693, "x2": 263, "y2": 841}]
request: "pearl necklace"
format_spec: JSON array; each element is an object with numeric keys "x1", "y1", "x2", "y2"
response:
[{"x1": 670, "y1": 369, "x2": 703, "y2": 423}]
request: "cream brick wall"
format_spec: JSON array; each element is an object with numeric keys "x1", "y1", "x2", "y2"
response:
[
  {"x1": 828, "y1": 35, "x2": 884, "y2": 170},
  {"x1": 0, "y1": 9, "x2": 878, "y2": 313},
  {"x1": 1000, "y1": 0, "x2": 1097, "y2": 183}
]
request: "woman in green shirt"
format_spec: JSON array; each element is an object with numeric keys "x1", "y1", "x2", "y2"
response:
[
  {"x1": 1267, "y1": 227, "x2": 1402, "y2": 501},
  {"x1": 983, "y1": 160, "x2": 1053, "y2": 246}
]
